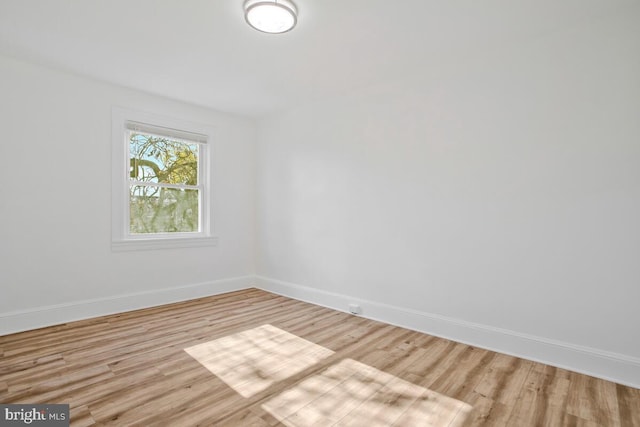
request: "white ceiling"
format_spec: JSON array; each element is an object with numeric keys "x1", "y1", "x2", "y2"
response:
[{"x1": 0, "y1": 0, "x2": 634, "y2": 118}]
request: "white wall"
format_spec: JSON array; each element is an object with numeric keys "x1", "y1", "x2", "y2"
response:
[
  {"x1": 0, "y1": 55, "x2": 256, "y2": 332},
  {"x1": 256, "y1": 7, "x2": 640, "y2": 384}
]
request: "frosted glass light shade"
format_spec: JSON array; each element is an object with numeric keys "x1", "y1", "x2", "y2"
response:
[{"x1": 244, "y1": 0, "x2": 297, "y2": 34}]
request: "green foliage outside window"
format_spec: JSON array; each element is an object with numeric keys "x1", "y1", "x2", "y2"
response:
[{"x1": 129, "y1": 133, "x2": 200, "y2": 234}]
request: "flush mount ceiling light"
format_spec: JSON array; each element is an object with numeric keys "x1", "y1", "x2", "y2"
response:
[{"x1": 244, "y1": 0, "x2": 297, "y2": 34}]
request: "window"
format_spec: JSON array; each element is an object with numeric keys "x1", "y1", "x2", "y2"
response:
[
  {"x1": 127, "y1": 124, "x2": 202, "y2": 235},
  {"x1": 112, "y1": 108, "x2": 216, "y2": 251}
]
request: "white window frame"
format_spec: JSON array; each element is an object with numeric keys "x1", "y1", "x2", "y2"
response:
[{"x1": 111, "y1": 107, "x2": 217, "y2": 251}]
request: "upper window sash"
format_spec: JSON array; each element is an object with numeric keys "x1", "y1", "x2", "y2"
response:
[{"x1": 126, "y1": 129, "x2": 204, "y2": 190}]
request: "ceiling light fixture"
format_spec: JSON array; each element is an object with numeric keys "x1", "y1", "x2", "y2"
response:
[{"x1": 244, "y1": 0, "x2": 297, "y2": 34}]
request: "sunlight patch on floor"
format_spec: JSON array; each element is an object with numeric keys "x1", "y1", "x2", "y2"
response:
[
  {"x1": 262, "y1": 358, "x2": 472, "y2": 427},
  {"x1": 184, "y1": 324, "x2": 334, "y2": 398}
]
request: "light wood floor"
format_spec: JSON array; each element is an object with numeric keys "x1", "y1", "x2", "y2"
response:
[{"x1": 1, "y1": 289, "x2": 638, "y2": 426}]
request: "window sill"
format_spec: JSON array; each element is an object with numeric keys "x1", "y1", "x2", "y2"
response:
[{"x1": 111, "y1": 236, "x2": 219, "y2": 252}]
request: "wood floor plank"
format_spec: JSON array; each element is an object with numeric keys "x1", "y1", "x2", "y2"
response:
[
  {"x1": 463, "y1": 392, "x2": 502, "y2": 427},
  {"x1": 55, "y1": 365, "x2": 164, "y2": 410},
  {"x1": 505, "y1": 363, "x2": 570, "y2": 426},
  {"x1": 0, "y1": 353, "x2": 66, "y2": 386},
  {"x1": 69, "y1": 405, "x2": 95, "y2": 427},
  {"x1": 0, "y1": 288, "x2": 637, "y2": 426},
  {"x1": 407, "y1": 341, "x2": 470, "y2": 389},
  {"x1": 617, "y1": 383, "x2": 640, "y2": 427},
  {"x1": 210, "y1": 408, "x2": 272, "y2": 427},
  {"x1": 566, "y1": 371, "x2": 622, "y2": 425},
  {"x1": 5, "y1": 364, "x2": 114, "y2": 402},
  {"x1": 561, "y1": 413, "x2": 604, "y2": 427},
  {"x1": 87, "y1": 365, "x2": 211, "y2": 422},
  {"x1": 430, "y1": 346, "x2": 495, "y2": 400},
  {"x1": 0, "y1": 380, "x2": 7, "y2": 397},
  {"x1": 473, "y1": 352, "x2": 534, "y2": 405}
]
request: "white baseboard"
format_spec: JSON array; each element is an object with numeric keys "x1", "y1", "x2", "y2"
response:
[
  {"x1": 0, "y1": 275, "x2": 255, "y2": 336},
  {"x1": 255, "y1": 275, "x2": 640, "y2": 389},
  {"x1": 4, "y1": 274, "x2": 638, "y2": 389}
]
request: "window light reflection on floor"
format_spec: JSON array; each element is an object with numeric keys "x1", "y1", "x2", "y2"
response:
[
  {"x1": 185, "y1": 325, "x2": 472, "y2": 426},
  {"x1": 184, "y1": 324, "x2": 334, "y2": 398},
  {"x1": 263, "y1": 358, "x2": 472, "y2": 427}
]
